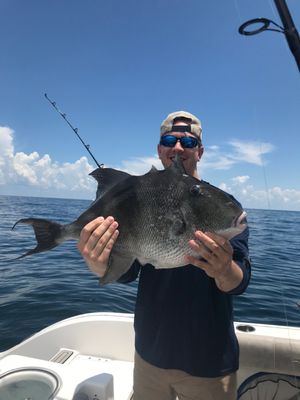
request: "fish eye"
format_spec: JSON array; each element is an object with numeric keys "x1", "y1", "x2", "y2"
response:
[{"x1": 190, "y1": 185, "x2": 202, "y2": 196}]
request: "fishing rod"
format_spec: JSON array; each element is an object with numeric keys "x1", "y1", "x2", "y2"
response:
[
  {"x1": 238, "y1": 0, "x2": 300, "y2": 72},
  {"x1": 44, "y1": 93, "x2": 103, "y2": 168}
]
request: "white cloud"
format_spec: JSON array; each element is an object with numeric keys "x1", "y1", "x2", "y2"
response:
[
  {"x1": 1, "y1": 126, "x2": 299, "y2": 210},
  {"x1": 202, "y1": 154, "x2": 236, "y2": 170},
  {"x1": 201, "y1": 139, "x2": 275, "y2": 172},
  {"x1": 0, "y1": 126, "x2": 163, "y2": 198},
  {"x1": 115, "y1": 155, "x2": 162, "y2": 175},
  {"x1": 0, "y1": 126, "x2": 95, "y2": 195},
  {"x1": 269, "y1": 186, "x2": 300, "y2": 206},
  {"x1": 201, "y1": 145, "x2": 235, "y2": 170},
  {"x1": 218, "y1": 182, "x2": 229, "y2": 192},
  {"x1": 219, "y1": 180, "x2": 300, "y2": 211},
  {"x1": 228, "y1": 140, "x2": 275, "y2": 166},
  {"x1": 0, "y1": 126, "x2": 14, "y2": 157},
  {"x1": 232, "y1": 175, "x2": 250, "y2": 185}
]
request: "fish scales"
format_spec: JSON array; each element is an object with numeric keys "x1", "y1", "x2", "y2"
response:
[{"x1": 12, "y1": 157, "x2": 247, "y2": 284}]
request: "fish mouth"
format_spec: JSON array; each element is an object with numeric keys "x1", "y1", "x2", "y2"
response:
[
  {"x1": 217, "y1": 211, "x2": 248, "y2": 240},
  {"x1": 233, "y1": 211, "x2": 248, "y2": 229}
]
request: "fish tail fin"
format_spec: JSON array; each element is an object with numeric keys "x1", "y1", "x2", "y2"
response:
[{"x1": 12, "y1": 218, "x2": 65, "y2": 258}]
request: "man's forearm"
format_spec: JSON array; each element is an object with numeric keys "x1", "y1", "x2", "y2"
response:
[{"x1": 215, "y1": 261, "x2": 244, "y2": 292}]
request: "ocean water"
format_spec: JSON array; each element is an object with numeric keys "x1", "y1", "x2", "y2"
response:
[{"x1": 0, "y1": 195, "x2": 299, "y2": 352}]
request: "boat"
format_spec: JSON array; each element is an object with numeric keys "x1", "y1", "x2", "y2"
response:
[{"x1": 0, "y1": 312, "x2": 299, "y2": 399}]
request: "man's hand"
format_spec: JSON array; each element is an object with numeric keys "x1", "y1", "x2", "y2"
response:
[
  {"x1": 186, "y1": 231, "x2": 243, "y2": 292},
  {"x1": 77, "y1": 216, "x2": 119, "y2": 277}
]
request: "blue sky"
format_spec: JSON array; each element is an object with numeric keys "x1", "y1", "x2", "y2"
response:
[{"x1": 1, "y1": 0, "x2": 300, "y2": 210}]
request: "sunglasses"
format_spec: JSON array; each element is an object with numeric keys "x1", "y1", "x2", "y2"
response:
[{"x1": 160, "y1": 135, "x2": 200, "y2": 149}]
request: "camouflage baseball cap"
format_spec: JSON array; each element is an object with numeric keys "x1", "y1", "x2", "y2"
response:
[{"x1": 160, "y1": 111, "x2": 202, "y2": 140}]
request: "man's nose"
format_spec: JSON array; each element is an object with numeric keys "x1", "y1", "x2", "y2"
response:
[{"x1": 173, "y1": 140, "x2": 184, "y2": 152}]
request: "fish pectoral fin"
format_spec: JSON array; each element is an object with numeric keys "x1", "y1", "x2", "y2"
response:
[
  {"x1": 171, "y1": 218, "x2": 187, "y2": 236},
  {"x1": 100, "y1": 253, "x2": 135, "y2": 285},
  {"x1": 165, "y1": 209, "x2": 187, "y2": 237}
]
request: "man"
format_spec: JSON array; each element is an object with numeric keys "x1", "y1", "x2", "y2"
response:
[{"x1": 78, "y1": 111, "x2": 251, "y2": 400}]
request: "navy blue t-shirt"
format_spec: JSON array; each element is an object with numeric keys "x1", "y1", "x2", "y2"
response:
[{"x1": 118, "y1": 227, "x2": 251, "y2": 377}]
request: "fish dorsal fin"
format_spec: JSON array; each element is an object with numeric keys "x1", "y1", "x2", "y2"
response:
[
  {"x1": 149, "y1": 165, "x2": 158, "y2": 173},
  {"x1": 143, "y1": 165, "x2": 159, "y2": 176},
  {"x1": 169, "y1": 153, "x2": 187, "y2": 175},
  {"x1": 89, "y1": 167, "x2": 131, "y2": 199}
]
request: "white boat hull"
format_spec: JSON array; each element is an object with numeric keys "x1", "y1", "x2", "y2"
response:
[{"x1": 0, "y1": 313, "x2": 299, "y2": 399}]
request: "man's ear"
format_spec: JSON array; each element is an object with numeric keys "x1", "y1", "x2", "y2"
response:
[
  {"x1": 197, "y1": 145, "x2": 204, "y2": 161},
  {"x1": 157, "y1": 143, "x2": 162, "y2": 159}
]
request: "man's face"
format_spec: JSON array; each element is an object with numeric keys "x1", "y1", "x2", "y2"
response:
[{"x1": 157, "y1": 121, "x2": 204, "y2": 178}]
